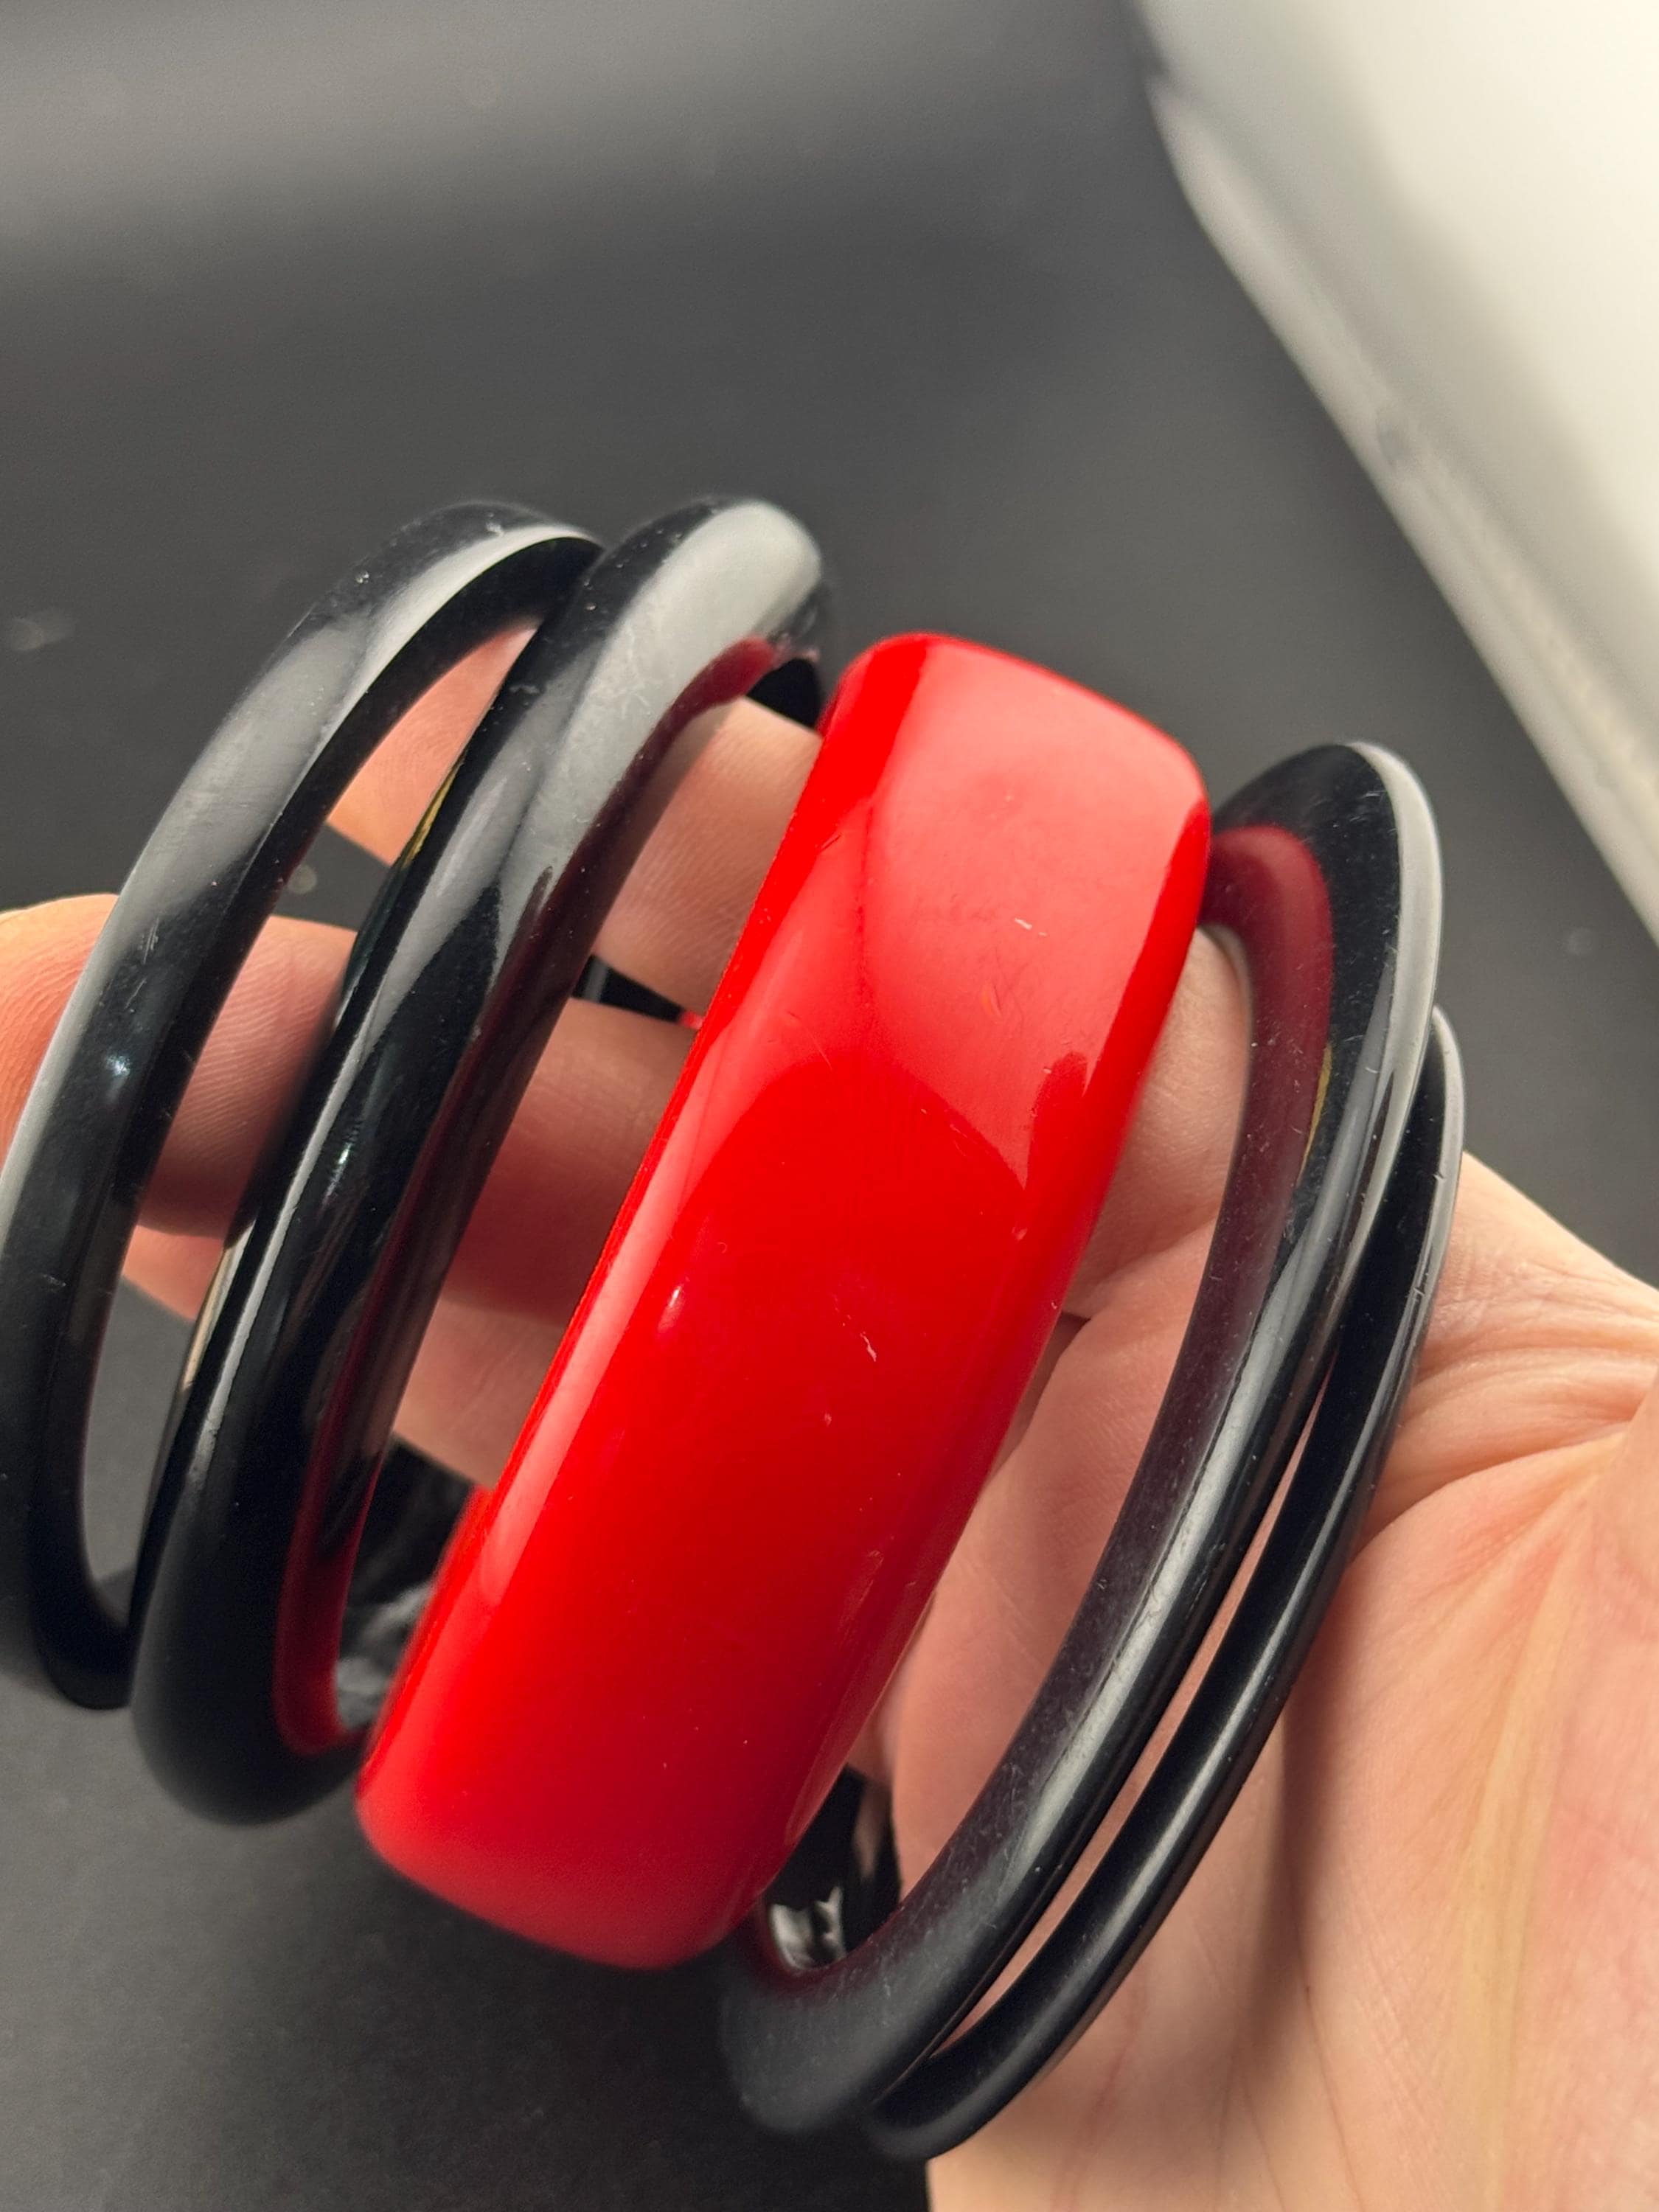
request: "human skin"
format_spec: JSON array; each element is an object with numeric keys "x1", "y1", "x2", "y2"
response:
[{"x1": 3, "y1": 641, "x2": 1657, "y2": 2211}]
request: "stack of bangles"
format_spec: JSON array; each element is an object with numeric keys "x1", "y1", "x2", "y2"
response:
[{"x1": 0, "y1": 497, "x2": 1462, "y2": 2160}]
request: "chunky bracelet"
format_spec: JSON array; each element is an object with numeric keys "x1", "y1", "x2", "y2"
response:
[{"x1": 355, "y1": 630, "x2": 1210, "y2": 1966}]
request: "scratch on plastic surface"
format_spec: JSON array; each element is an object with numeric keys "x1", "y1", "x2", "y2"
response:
[{"x1": 783, "y1": 1009, "x2": 833, "y2": 1070}]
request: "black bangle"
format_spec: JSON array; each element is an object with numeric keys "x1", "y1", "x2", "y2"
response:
[
  {"x1": 866, "y1": 1010, "x2": 1462, "y2": 2157},
  {"x1": 0, "y1": 504, "x2": 599, "y2": 1708},
  {"x1": 125, "y1": 498, "x2": 825, "y2": 1821},
  {"x1": 719, "y1": 743, "x2": 1456, "y2": 2142}
]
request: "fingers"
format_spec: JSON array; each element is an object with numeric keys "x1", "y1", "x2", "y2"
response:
[
  {"x1": 329, "y1": 627, "x2": 1224, "y2": 1235},
  {"x1": 0, "y1": 896, "x2": 692, "y2": 1327},
  {"x1": 0, "y1": 811, "x2": 1253, "y2": 1523},
  {"x1": 587, "y1": 696, "x2": 818, "y2": 1009},
  {"x1": 327, "y1": 630, "x2": 1235, "y2": 1270},
  {"x1": 329, "y1": 633, "x2": 819, "y2": 1013},
  {"x1": 1067, "y1": 931, "x2": 1248, "y2": 1311},
  {"x1": 0, "y1": 898, "x2": 350, "y2": 1231},
  {"x1": 327, "y1": 628, "x2": 534, "y2": 860},
  {"x1": 0, "y1": 896, "x2": 114, "y2": 1150},
  {"x1": 0, "y1": 732, "x2": 1262, "y2": 1444},
  {"x1": 874, "y1": 1224, "x2": 1219, "y2": 1848},
  {"x1": 124, "y1": 1226, "x2": 554, "y2": 1484}
]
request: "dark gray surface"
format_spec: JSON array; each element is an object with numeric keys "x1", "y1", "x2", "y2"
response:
[{"x1": 1, "y1": 2, "x2": 1655, "y2": 2207}]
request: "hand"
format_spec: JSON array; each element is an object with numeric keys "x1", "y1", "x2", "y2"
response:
[{"x1": 5, "y1": 653, "x2": 1658, "y2": 2211}]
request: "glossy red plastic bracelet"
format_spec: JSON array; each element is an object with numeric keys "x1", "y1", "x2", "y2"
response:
[{"x1": 356, "y1": 633, "x2": 1209, "y2": 1967}]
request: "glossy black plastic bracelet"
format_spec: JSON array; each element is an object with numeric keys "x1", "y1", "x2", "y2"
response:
[
  {"x1": 0, "y1": 504, "x2": 599, "y2": 1707},
  {"x1": 720, "y1": 743, "x2": 1459, "y2": 2146},
  {"x1": 126, "y1": 498, "x2": 825, "y2": 1821},
  {"x1": 867, "y1": 1010, "x2": 1462, "y2": 2156}
]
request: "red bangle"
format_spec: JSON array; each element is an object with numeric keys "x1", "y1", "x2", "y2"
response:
[{"x1": 356, "y1": 633, "x2": 1208, "y2": 1967}]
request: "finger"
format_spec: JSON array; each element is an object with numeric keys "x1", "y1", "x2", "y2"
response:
[
  {"x1": 329, "y1": 633, "x2": 819, "y2": 1013},
  {"x1": 588, "y1": 696, "x2": 818, "y2": 1009},
  {"x1": 0, "y1": 897, "x2": 348, "y2": 1229},
  {"x1": 873, "y1": 1222, "x2": 1216, "y2": 1839},
  {"x1": 1066, "y1": 931, "x2": 1248, "y2": 1312},
  {"x1": 382, "y1": 1295, "x2": 557, "y2": 1481},
  {"x1": 0, "y1": 897, "x2": 690, "y2": 1325},
  {"x1": 125, "y1": 1227, "x2": 552, "y2": 1484},
  {"x1": 893, "y1": 937, "x2": 1255, "y2": 1773},
  {"x1": 0, "y1": 895, "x2": 114, "y2": 1148},
  {"x1": 852, "y1": 939, "x2": 1245, "y2": 1796},
  {"x1": 327, "y1": 627, "x2": 535, "y2": 860}
]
